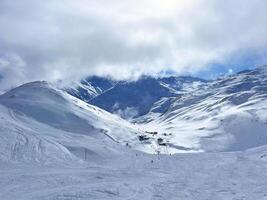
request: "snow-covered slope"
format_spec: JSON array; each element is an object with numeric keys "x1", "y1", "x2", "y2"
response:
[
  {"x1": 89, "y1": 77, "x2": 178, "y2": 118},
  {"x1": 88, "y1": 76, "x2": 206, "y2": 118},
  {"x1": 63, "y1": 68, "x2": 267, "y2": 154},
  {"x1": 0, "y1": 81, "x2": 154, "y2": 164},
  {"x1": 158, "y1": 76, "x2": 208, "y2": 92},
  {"x1": 1, "y1": 142, "x2": 267, "y2": 200},
  {"x1": 66, "y1": 76, "x2": 117, "y2": 102},
  {"x1": 137, "y1": 67, "x2": 267, "y2": 153},
  {"x1": 0, "y1": 104, "x2": 78, "y2": 164}
]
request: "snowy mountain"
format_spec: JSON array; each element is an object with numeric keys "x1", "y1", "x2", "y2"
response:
[
  {"x1": 66, "y1": 76, "x2": 117, "y2": 102},
  {"x1": 77, "y1": 76, "x2": 207, "y2": 119},
  {"x1": 62, "y1": 68, "x2": 267, "y2": 153},
  {"x1": 0, "y1": 81, "x2": 153, "y2": 164},
  {"x1": 61, "y1": 67, "x2": 267, "y2": 154},
  {"x1": 158, "y1": 75, "x2": 209, "y2": 91},
  {"x1": 137, "y1": 66, "x2": 267, "y2": 153},
  {"x1": 89, "y1": 76, "x2": 178, "y2": 118}
]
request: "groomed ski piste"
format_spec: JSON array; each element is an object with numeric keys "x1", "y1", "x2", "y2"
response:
[{"x1": 1, "y1": 68, "x2": 267, "y2": 199}]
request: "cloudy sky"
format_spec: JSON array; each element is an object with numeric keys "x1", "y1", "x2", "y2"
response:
[{"x1": 0, "y1": 0, "x2": 267, "y2": 90}]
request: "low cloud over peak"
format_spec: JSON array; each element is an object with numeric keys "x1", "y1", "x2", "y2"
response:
[{"x1": 1, "y1": 0, "x2": 267, "y2": 90}]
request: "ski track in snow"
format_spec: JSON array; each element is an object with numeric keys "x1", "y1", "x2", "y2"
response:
[{"x1": 1, "y1": 149, "x2": 267, "y2": 200}]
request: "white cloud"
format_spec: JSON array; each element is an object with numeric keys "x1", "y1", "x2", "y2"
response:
[{"x1": 0, "y1": 0, "x2": 267, "y2": 89}]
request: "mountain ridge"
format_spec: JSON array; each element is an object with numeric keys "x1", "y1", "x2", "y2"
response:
[{"x1": 67, "y1": 75, "x2": 208, "y2": 119}]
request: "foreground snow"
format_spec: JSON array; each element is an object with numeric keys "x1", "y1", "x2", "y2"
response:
[{"x1": 1, "y1": 146, "x2": 267, "y2": 200}]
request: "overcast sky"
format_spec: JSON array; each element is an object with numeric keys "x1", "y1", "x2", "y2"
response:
[{"x1": 1, "y1": 0, "x2": 267, "y2": 90}]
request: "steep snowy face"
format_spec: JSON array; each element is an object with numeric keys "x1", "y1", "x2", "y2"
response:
[
  {"x1": 89, "y1": 77, "x2": 178, "y2": 119},
  {"x1": 159, "y1": 76, "x2": 208, "y2": 92},
  {"x1": 86, "y1": 76, "x2": 207, "y2": 119},
  {"x1": 0, "y1": 81, "x2": 100, "y2": 136},
  {"x1": 66, "y1": 76, "x2": 117, "y2": 102},
  {"x1": 138, "y1": 67, "x2": 267, "y2": 153},
  {"x1": 167, "y1": 67, "x2": 267, "y2": 116}
]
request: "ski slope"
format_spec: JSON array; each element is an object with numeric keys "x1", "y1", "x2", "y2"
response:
[
  {"x1": 1, "y1": 146, "x2": 267, "y2": 200},
  {"x1": 0, "y1": 70, "x2": 267, "y2": 199}
]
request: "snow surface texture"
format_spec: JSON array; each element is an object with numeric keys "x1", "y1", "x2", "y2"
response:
[
  {"x1": 1, "y1": 67, "x2": 267, "y2": 199},
  {"x1": 1, "y1": 146, "x2": 267, "y2": 200}
]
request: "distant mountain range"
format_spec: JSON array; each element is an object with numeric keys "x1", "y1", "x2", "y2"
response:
[
  {"x1": 67, "y1": 75, "x2": 208, "y2": 119},
  {"x1": 135, "y1": 66, "x2": 267, "y2": 152},
  {"x1": 66, "y1": 66, "x2": 267, "y2": 152},
  {"x1": 66, "y1": 76, "x2": 117, "y2": 101}
]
